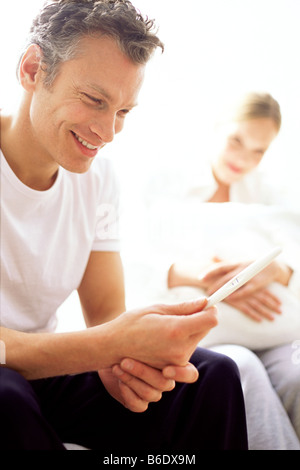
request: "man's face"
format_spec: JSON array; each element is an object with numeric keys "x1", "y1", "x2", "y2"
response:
[{"x1": 29, "y1": 36, "x2": 145, "y2": 173}]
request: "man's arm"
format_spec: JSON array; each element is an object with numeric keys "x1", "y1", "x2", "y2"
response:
[
  {"x1": 77, "y1": 251, "x2": 126, "y2": 327},
  {"x1": 77, "y1": 251, "x2": 194, "y2": 412},
  {"x1": 0, "y1": 323, "x2": 114, "y2": 380},
  {"x1": 1, "y1": 299, "x2": 217, "y2": 380},
  {"x1": 0, "y1": 251, "x2": 125, "y2": 380},
  {"x1": 1, "y1": 249, "x2": 217, "y2": 400}
]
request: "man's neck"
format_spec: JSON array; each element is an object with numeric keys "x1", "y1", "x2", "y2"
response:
[{"x1": 1, "y1": 104, "x2": 59, "y2": 191}]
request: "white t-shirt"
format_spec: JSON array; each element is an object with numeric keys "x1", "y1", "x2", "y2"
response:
[
  {"x1": 0, "y1": 150, "x2": 120, "y2": 333},
  {"x1": 188, "y1": 165, "x2": 293, "y2": 206}
]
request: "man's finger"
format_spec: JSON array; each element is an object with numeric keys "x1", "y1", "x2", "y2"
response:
[
  {"x1": 178, "y1": 307, "x2": 218, "y2": 343},
  {"x1": 151, "y1": 297, "x2": 209, "y2": 316},
  {"x1": 112, "y1": 365, "x2": 163, "y2": 406},
  {"x1": 118, "y1": 382, "x2": 149, "y2": 413},
  {"x1": 115, "y1": 359, "x2": 175, "y2": 392},
  {"x1": 163, "y1": 362, "x2": 199, "y2": 383}
]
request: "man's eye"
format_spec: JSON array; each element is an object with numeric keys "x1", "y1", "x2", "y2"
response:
[
  {"x1": 83, "y1": 93, "x2": 103, "y2": 106},
  {"x1": 118, "y1": 109, "x2": 130, "y2": 117}
]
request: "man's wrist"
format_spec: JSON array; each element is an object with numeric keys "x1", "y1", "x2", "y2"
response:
[{"x1": 3, "y1": 323, "x2": 118, "y2": 380}]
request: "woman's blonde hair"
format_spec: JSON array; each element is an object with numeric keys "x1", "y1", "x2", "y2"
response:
[{"x1": 229, "y1": 92, "x2": 282, "y2": 131}]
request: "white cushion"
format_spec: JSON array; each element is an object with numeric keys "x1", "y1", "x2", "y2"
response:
[{"x1": 159, "y1": 284, "x2": 300, "y2": 351}]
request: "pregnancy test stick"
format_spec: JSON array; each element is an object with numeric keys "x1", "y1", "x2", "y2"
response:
[{"x1": 206, "y1": 246, "x2": 282, "y2": 308}]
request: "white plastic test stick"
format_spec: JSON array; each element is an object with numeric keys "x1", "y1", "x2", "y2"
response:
[{"x1": 206, "y1": 246, "x2": 282, "y2": 308}]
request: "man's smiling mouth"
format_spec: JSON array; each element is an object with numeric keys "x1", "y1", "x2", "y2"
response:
[{"x1": 72, "y1": 131, "x2": 99, "y2": 150}]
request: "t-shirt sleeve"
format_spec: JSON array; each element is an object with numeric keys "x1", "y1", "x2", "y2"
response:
[{"x1": 92, "y1": 159, "x2": 121, "y2": 252}]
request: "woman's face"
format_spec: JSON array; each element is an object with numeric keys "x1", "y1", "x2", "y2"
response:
[{"x1": 212, "y1": 118, "x2": 278, "y2": 185}]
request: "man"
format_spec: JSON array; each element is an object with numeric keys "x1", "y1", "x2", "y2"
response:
[{"x1": 0, "y1": 0, "x2": 247, "y2": 450}]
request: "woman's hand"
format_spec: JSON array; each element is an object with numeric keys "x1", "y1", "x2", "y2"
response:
[
  {"x1": 202, "y1": 259, "x2": 289, "y2": 298},
  {"x1": 225, "y1": 287, "x2": 281, "y2": 322},
  {"x1": 199, "y1": 259, "x2": 284, "y2": 322}
]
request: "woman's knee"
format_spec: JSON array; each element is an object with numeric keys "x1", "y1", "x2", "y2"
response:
[{"x1": 209, "y1": 344, "x2": 269, "y2": 383}]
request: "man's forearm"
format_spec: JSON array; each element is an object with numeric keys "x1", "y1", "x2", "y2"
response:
[
  {"x1": 0, "y1": 325, "x2": 116, "y2": 380},
  {"x1": 1, "y1": 298, "x2": 218, "y2": 381}
]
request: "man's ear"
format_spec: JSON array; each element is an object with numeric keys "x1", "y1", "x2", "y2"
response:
[{"x1": 19, "y1": 44, "x2": 43, "y2": 91}]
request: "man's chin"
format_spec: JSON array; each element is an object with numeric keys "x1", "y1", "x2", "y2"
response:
[{"x1": 60, "y1": 157, "x2": 96, "y2": 174}]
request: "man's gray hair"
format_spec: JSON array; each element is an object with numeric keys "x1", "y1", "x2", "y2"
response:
[{"x1": 17, "y1": 0, "x2": 164, "y2": 86}]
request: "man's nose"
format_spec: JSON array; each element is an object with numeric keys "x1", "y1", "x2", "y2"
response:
[{"x1": 90, "y1": 112, "x2": 116, "y2": 144}]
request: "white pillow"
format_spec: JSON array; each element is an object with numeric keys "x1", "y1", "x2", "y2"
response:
[
  {"x1": 157, "y1": 283, "x2": 300, "y2": 351},
  {"x1": 124, "y1": 201, "x2": 300, "y2": 351}
]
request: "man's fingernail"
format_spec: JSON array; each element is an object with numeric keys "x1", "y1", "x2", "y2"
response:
[
  {"x1": 121, "y1": 359, "x2": 134, "y2": 371},
  {"x1": 112, "y1": 365, "x2": 123, "y2": 377}
]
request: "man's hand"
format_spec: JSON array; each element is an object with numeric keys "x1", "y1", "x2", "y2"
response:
[
  {"x1": 98, "y1": 362, "x2": 175, "y2": 413},
  {"x1": 104, "y1": 298, "x2": 217, "y2": 371},
  {"x1": 99, "y1": 359, "x2": 199, "y2": 413},
  {"x1": 94, "y1": 296, "x2": 216, "y2": 412}
]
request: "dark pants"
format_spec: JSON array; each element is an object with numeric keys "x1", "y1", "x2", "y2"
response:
[{"x1": 0, "y1": 348, "x2": 248, "y2": 450}]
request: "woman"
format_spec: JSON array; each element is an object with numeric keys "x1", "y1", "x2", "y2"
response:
[{"x1": 168, "y1": 92, "x2": 300, "y2": 449}]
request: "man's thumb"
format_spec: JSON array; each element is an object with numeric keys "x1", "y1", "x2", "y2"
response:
[{"x1": 162, "y1": 297, "x2": 208, "y2": 316}]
